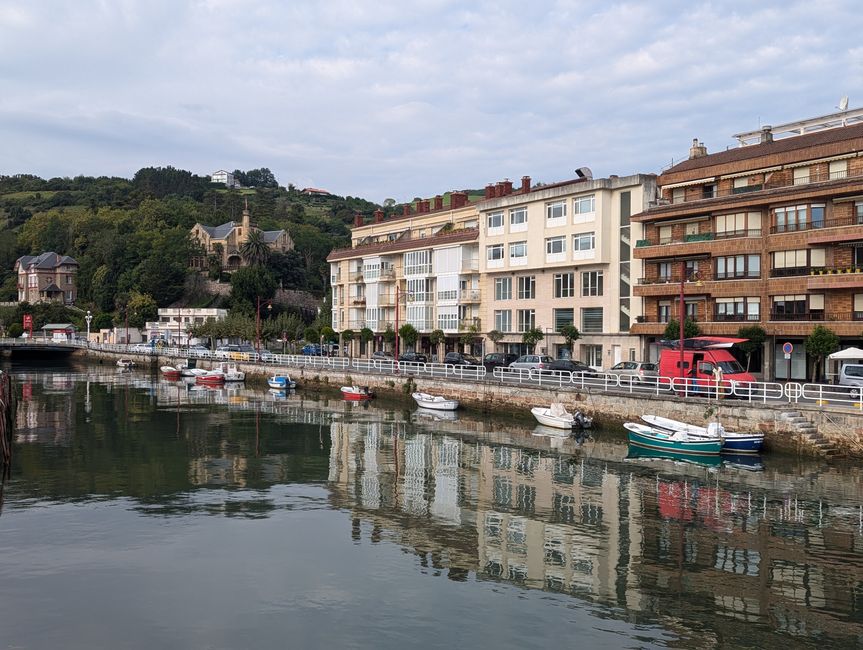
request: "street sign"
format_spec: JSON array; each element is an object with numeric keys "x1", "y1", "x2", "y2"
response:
[
  {"x1": 784, "y1": 353, "x2": 792, "y2": 360},
  {"x1": 782, "y1": 342, "x2": 793, "y2": 355},
  {"x1": 22, "y1": 314, "x2": 31, "y2": 329}
]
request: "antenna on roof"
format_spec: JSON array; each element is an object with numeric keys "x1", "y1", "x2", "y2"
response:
[{"x1": 838, "y1": 96, "x2": 849, "y2": 111}]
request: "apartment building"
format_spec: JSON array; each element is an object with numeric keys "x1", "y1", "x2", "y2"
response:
[
  {"x1": 478, "y1": 174, "x2": 654, "y2": 367},
  {"x1": 327, "y1": 193, "x2": 481, "y2": 356},
  {"x1": 631, "y1": 108, "x2": 863, "y2": 380},
  {"x1": 15, "y1": 251, "x2": 78, "y2": 305},
  {"x1": 145, "y1": 308, "x2": 229, "y2": 345}
]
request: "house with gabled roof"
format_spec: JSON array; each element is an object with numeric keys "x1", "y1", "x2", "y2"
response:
[
  {"x1": 15, "y1": 252, "x2": 79, "y2": 304},
  {"x1": 189, "y1": 202, "x2": 293, "y2": 272}
]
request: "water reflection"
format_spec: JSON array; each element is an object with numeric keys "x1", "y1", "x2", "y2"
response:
[{"x1": 5, "y1": 364, "x2": 863, "y2": 647}]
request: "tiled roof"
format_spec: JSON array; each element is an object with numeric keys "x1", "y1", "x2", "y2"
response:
[
  {"x1": 327, "y1": 228, "x2": 479, "y2": 262},
  {"x1": 16, "y1": 252, "x2": 78, "y2": 270},
  {"x1": 41, "y1": 283, "x2": 62, "y2": 293},
  {"x1": 198, "y1": 221, "x2": 238, "y2": 239},
  {"x1": 261, "y1": 230, "x2": 285, "y2": 243},
  {"x1": 665, "y1": 122, "x2": 863, "y2": 175}
]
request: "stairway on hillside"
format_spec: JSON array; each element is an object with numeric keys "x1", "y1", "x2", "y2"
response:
[{"x1": 779, "y1": 410, "x2": 839, "y2": 457}]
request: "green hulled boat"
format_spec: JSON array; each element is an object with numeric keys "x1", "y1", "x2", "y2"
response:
[
  {"x1": 624, "y1": 422, "x2": 722, "y2": 455},
  {"x1": 626, "y1": 444, "x2": 722, "y2": 468}
]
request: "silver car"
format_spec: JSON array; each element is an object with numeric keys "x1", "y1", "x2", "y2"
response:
[
  {"x1": 606, "y1": 361, "x2": 659, "y2": 384},
  {"x1": 509, "y1": 354, "x2": 554, "y2": 370}
]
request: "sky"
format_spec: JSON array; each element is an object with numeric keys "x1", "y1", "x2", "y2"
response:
[{"x1": 1, "y1": 0, "x2": 862, "y2": 202}]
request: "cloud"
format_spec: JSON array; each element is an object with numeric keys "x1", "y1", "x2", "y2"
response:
[{"x1": 1, "y1": 0, "x2": 862, "y2": 200}]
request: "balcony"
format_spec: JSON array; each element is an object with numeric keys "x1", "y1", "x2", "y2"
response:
[
  {"x1": 350, "y1": 297, "x2": 366, "y2": 306},
  {"x1": 713, "y1": 312, "x2": 761, "y2": 323},
  {"x1": 379, "y1": 266, "x2": 397, "y2": 280},
  {"x1": 769, "y1": 216, "x2": 863, "y2": 235},
  {"x1": 769, "y1": 311, "x2": 863, "y2": 322},
  {"x1": 350, "y1": 271, "x2": 364, "y2": 282},
  {"x1": 459, "y1": 289, "x2": 481, "y2": 303},
  {"x1": 377, "y1": 293, "x2": 394, "y2": 306},
  {"x1": 459, "y1": 318, "x2": 481, "y2": 331},
  {"x1": 461, "y1": 258, "x2": 480, "y2": 272},
  {"x1": 770, "y1": 266, "x2": 823, "y2": 278},
  {"x1": 636, "y1": 229, "x2": 762, "y2": 248},
  {"x1": 348, "y1": 320, "x2": 366, "y2": 329},
  {"x1": 807, "y1": 266, "x2": 863, "y2": 290}
]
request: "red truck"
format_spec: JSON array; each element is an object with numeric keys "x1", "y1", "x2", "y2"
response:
[{"x1": 659, "y1": 336, "x2": 757, "y2": 396}]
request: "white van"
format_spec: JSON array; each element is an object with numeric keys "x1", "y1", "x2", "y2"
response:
[{"x1": 839, "y1": 363, "x2": 863, "y2": 394}]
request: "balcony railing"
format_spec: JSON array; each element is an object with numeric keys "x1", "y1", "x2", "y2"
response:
[
  {"x1": 459, "y1": 289, "x2": 481, "y2": 302},
  {"x1": 461, "y1": 258, "x2": 480, "y2": 272},
  {"x1": 350, "y1": 297, "x2": 366, "y2": 305},
  {"x1": 713, "y1": 312, "x2": 761, "y2": 322},
  {"x1": 770, "y1": 266, "x2": 823, "y2": 278},
  {"x1": 769, "y1": 216, "x2": 863, "y2": 234},
  {"x1": 379, "y1": 267, "x2": 396, "y2": 280},
  {"x1": 350, "y1": 271, "x2": 364, "y2": 282},
  {"x1": 768, "y1": 311, "x2": 863, "y2": 321},
  {"x1": 808, "y1": 265, "x2": 863, "y2": 275},
  {"x1": 636, "y1": 229, "x2": 762, "y2": 247},
  {"x1": 638, "y1": 272, "x2": 714, "y2": 284}
]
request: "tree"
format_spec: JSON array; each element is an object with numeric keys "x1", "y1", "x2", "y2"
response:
[
  {"x1": 230, "y1": 265, "x2": 276, "y2": 315},
  {"x1": 341, "y1": 328, "x2": 355, "y2": 341},
  {"x1": 303, "y1": 326, "x2": 319, "y2": 343},
  {"x1": 398, "y1": 323, "x2": 419, "y2": 348},
  {"x1": 460, "y1": 323, "x2": 480, "y2": 350},
  {"x1": 383, "y1": 324, "x2": 396, "y2": 345},
  {"x1": 737, "y1": 325, "x2": 767, "y2": 371},
  {"x1": 487, "y1": 329, "x2": 504, "y2": 351},
  {"x1": 558, "y1": 324, "x2": 581, "y2": 353},
  {"x1": 806, "y1": 325, "x2": 840, "y2": 382},
  {"x1": 360, "y1": 327, "x2": 374, "y2": 358},
  {"x1": 663, "y1": 318, "x2": 701, "y2": 340},
  {"x1": 7, "y1": 323, "x2": 22, "y2": 338},
  {"x1": 320, "y1": 326, "x2": 337, "y2": 342},
  {"x1": 522, "y1": 327, "x2": 544, "y2": 352},
  {"x1": 126, "y1": 291, "x2": 158, "y2": 329},
  {"x1": 429, "y1": 328, "x2": 446, "y2": 362},
  {"x1": 239, "y1": 230, "x2": 271, "y2": 267}
]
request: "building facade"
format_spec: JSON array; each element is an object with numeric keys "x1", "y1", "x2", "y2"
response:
[
  {"x1": 210, "y1": 170, "x2": 240, "y2": 188},
  {"x1": 145, "y1": 307, "x2": 229, "y2": 345},
  {"x1": 327, "y1": 192, "x2": 481, "y2": 356},
  {"x1": 190, "y1": 204, "x2": 293, "y2": 272},
  {"x1": 15, "y1": 252, "x2": 79, "y2": 305},
  {"x1": 631, "y1": 109, "x2": 863, "y2": 380},
  {"x1": 478, "y1": 174, "x2": 654, "y2": 365}
]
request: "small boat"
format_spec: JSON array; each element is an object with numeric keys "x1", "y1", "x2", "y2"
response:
[
  {"x1": 196, "y1": 370, "x2": 226, "y2": 386},
  {"x1": 161, "y1": 365, "x2": 181, "y2": 380},
  {"x1": 215, "y1": 363, "x2": 245, "y2": 382},
  {"x1": 268, "y1": 375, "x2": 297, "y2": 389},
  {"x1": 341, "y1": 385, "x2": 374, "y2": 400},
  {"x1": 117, "y1": 358, "x2": 135, "y2": 369},
  {"x1": 530, "y1": 402, "x2": 593, "y2": 429},
  {"x1": 412, "y1": 392, "x2": 459, "y2": 411},
  {"x1": 641, "y1": 414, "x2": 764, "y2": 454},
  {"x1": 414, "y1": 407, "x2": 459, "y2": 422},
  {"x1": 626, "y1": 444, "x2": 723, "y2": 468},
  {"x1": 182, "y1": 367, "x2": 208, "y2": 377},
  {"x1": 625, "y1": 422, "x2": 722, "y2": 455}
]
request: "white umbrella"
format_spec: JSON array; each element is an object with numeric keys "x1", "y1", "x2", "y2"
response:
[{"x1": 829, "y1": 347, "x2": 863, "y2": 360}]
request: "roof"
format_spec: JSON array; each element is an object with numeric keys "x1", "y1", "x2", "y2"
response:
[
  {"x1": 665, "y1": 122, "x2": 863, "y2": 176},
  {"x1": 16, "y1": 252, "x2": 79, "y2": 271},
  {"x1": 197, "y1": 221, "x2": 238, "y2": 239},
  {"x1": 41, "y1": 283, "x2": 62, "y2": 293},
  {"x1": 301, "y1": 187, "x2": 330, "y2": 194},
  {"x1": 261, "y1": 230, "x2": 285, "y2": 243},
  {"x1": 41, "y1": 323, "x2": 77, "y2": 331},
  {"x1": 327, "y1": 227, "x2": 479, "y2": 262}
]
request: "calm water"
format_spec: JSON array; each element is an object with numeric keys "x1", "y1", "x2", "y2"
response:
[{"x1": 2, "y1": 363, "x2": 863, "y2": 649}]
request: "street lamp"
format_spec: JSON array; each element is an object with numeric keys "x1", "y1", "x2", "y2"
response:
[
  {"x1": 255, "y1": 297, "x2": 273, "y2": 353},
  {"x1": 85, "y1": 310, "x2": 92, "y2": 347},
  {"x1": 678, "y1": 263, "x2": 703, "y2": 380}
]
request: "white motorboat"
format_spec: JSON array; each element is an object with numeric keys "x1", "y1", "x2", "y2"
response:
[
  {"x1": 117, "y1": 358, "x2": 135, "y2": 369},
  {"x1": 341, "y1": 385, "x2": 374, "y2": 400},
  {"x1": 641, "y1": 414, "x2": 764, "y2": 454},
  {"x1": 268, "y1": 375, "x2": 297, "y2": 389},
  {"x1": 530, "y1": 403, "x2": 593, "y2": 429},
  {"x1": 215, "y1": 363, "x2": 245, "y2": 382},
  {"x1": 412, "y1": 392, "x2": 459, "y2": 411}
]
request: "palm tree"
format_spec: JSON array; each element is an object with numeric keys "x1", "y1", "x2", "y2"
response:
[{"x1": 239, "y1": 230, "x2": 271, "y2": 267}]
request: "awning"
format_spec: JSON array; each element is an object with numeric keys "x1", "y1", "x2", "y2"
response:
[{"x1": 829, "y1": 347, "x2": 863, "y2": 360}]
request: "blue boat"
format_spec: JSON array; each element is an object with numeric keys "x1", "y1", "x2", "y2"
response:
[
  {"x1": 642, "y1": 415, "x2": 764, "y2": 454},
  {"x1": 267, "y1": 375, "x2": 297, "y2": 390},
  {"x1": 624, "y1": 422, "x2": 722, "y2": 455}
]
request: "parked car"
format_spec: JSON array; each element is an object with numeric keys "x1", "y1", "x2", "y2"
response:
[
  {"x1": 839, "y1": 363, "x2": 863, "y2": 395},
  {"x1": 302, "y1": 344, "x2": 322, "y2": 356},
  {"x1": 509, "y1": 354, "x2": 554, "y2": 370},
  {"x1": 545, "y1": 359, "x2": 598, "y2": 377},
  {"x1": 443, "y1": 352, "x2": 480, "y2": 366},
  {"x1": 398, "y1": 351, "x2": 428, "y2": 363},
  {"x1": 214, "y1": 345, "x2": 240, "y2": 359},
  {"x1": 373, "y1": 350, "x2": 394, "y2": 360},
  {"x1": 482, "y1": 352, "x2": 518, "y2": 372},
  {"x1": 258, "y1": 350, "x2": 276, "y2": 362},
  {"x1": 606, "y1": 361, "x2": 659, "y2": 383},
  {"x1": 187, "y1": 344, "x2": 210, "y2": 358}
]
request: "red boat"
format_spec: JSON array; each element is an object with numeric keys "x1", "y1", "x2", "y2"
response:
[
  {"x1": 340, "y1": 385, "x2": 374, "y2": 400},
  {"x1": 196, "y1": 371, "x2": 226, "y2": 386},
  {"x1": 161, "y1": 365, "x2": 181, "y2": 381}
]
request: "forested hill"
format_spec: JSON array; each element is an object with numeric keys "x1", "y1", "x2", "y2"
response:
[{"x1": 0, "y1": 167, "x2": 381, "y2": 311}]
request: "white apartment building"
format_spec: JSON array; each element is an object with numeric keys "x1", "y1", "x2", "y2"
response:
[
  {"x1": 478, "y1": 173, "x2": 656, "y2": 368},
  {"x1": 145, "y1": 308, "x2": 229, "y2": 345}
]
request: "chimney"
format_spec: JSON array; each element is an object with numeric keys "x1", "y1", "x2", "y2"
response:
[
  {"x1": 485, "y1": 184, "x2": 495, "y2": 199},
  {"x1": 434, "y1": 195, "x2": 443, "y2": 210},
  {"x1": 502, "y1": 179, "x2": 513, "y2": 195},
  {"x1": 373, "y1": 209, "x2": 384, "y2": 223},
  {"x1": 354, "y1": 213, "x2": 363, "y2": 227},
  {"x1": 451, "y1": 191, "x2": 468, "y2": 208},
  {"x1": 421, "y1": 200, "x2": 431, "y2": 213},
  {"x1": 688, "y1": 138, "x2": 708, "y2": 159},
  {"x1": 520, "y1": 176, "x2": 531, "y2": 193},
  {"x1": 760, "y1": 125, "x2": 773, "y2": 144},
  {"x1": 403, "y1": 204, "x2": 411, "y2": 217},
  {"x1": 495, "y1": 182, "x2": 504, "y2": 197},
  {"x1": 415, "y1": 200, "x2": 424, "y2": 213}
]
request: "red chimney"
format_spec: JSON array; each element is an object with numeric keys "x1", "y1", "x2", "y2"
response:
[
  {"x1": 451, "y1": 191, "x2": 468, "y2": 208},
  {"x1": 502, "y1": 179, "x2": 513, "y2": 195},
  {"x1": 374, "y1": 209, "x2": 384, "y2": 223},
  {"x1": 415, "y1": 200, "x2": 423, "y2": 213},
  {"x1": 495, "y1": 183, "x2": 504, "y2": 198},
  {"x1": 434, "y1": 195, "x2": 443, "y2": 210},
  {"x1": 403, "y1": 204, "x2": 411, "y2": 216},
  {"x1": 485, "y1": 184, "x2": 495, "y2": 199},
  {"x1": 353, "y1": 213, "x2": 363, "y2": 227},
  {"x1": 520, "y1": 176, "x2": 531, "y2": 193},
  {"x1": 421, "y1": 200, "x2": 430, "y2": 213}
]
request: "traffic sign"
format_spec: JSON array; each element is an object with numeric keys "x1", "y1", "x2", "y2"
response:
[
  {"x1": 784, "y1": 353, "x2": 791, "y2": 360},
  {"x1": 782, "y1": 342, "x2": 793, "y2": 355}
]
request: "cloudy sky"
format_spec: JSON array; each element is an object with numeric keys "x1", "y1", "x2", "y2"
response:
[{"x1": 1, "y1": 0, "x2": 862, "y2": 201}]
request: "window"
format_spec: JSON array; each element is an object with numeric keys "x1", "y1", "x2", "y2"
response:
[
  {"x1": 545, "y1": 236, "x2": 566, "y2": 261},
  {"x1": 581, "y1": 307, "x2": 603, "y2": 333},
  {"x1": 715, "y1": 211, "x2": 761, "y2": 237},
  {"x1": 363, "y1": 261, "x2": 381, "y2": 280},
  {"x1": 487, "y1": 244, "x2": 504, "y2": 266},
  {"x1": 658, "y1": 301, "x2": 671, "y2": 323},
  {"x1": 771, "y1": 294, "x2": 809, "y2": 318},
  {"x1": 404, "y1": 250, "x2": 432, "y2": 275},
  {"x1": 857, "y1": 202, "x2": 863, "y2": 225},
  {"x1": 715, "y1": 297, "x2": 760, "y2": 321},
  {"x1": 546, "y1": 201, "x2": 567, "y2": 222},
  {"x1": 573, "y1": 195, "x2": 595, "y2": 216},
  {"x1": 487, "y1": 211, "x2": 504, "y2": 231},
  {"x1": 437, "y1": 312, "x2": 459, "y2": 331},
  {"x1": 658, "y1": 225, "x2": 672, "y2": 243},
  {"x1": 732, "y1": 177, "x2": 762, "y2": 194},
  {"x1": 581, "y1": 271, "x2": 603, "y2": 297},
  {"x1": 494, "y1": 277, "x2": 512, "y2": 300},
  {"x1": 774, "y1": 204, "x2": 823, "y2": 232},
  {"x1": 407, "y1": 278, "x2": 432, "y2": 301},
  {"x1": 771, "y1": 248, "x2": 825, "y2": 276},
  {"x1": 583, "y1": 344, "x2": 602, "y2": 367},
  {"x1": 793, "y1": 167, "x2": 809, "y2": 185},
  {"x1": 702, "y1": 184, "x2": 717, "y2": 199},
  {"x1": 509, "y1": 241, "x2": 527, "y2": 265},
  {"x1": 516, "y1": 309, "x2": 535, "y2": 332},
  {"x1": 554, "y1": 308, "x2": 574, "y2": 330},
  {"x1": 517, "y1": 276, "x2": 536, "y2": 299},
  {"x1": 494, "y1": 310, "x2": 512, "y2": 332},
  {"x1": 671, "y1": 188, "x2": 684, "y2": 204},
  {"x1": 573, "y1": 232, "x2": 596, "y2": 251},
  {"x1": 657, "y1": 262, "x2": 672, "y2": 281},
  {"x1": 509, "y1": 207, "x2": 527, "y2": 230},
  {"x1": 829, "y1": 160, "x2": 848, "y2": 180},
  {"x1": 715, "y1": 255, "x2": 760, "y2": 279},
  {"x1": 554, "y1": 272, "x2": 574, "y2": 298}
]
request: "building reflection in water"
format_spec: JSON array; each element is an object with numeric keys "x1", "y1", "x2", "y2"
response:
[{"x1": 328, "y1": 420, "x2": 863, "y2": 646}]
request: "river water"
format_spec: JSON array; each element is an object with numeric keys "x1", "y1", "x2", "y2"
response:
[{"x1": 2, "y1": 362, "x2": 863, "y2": 649}]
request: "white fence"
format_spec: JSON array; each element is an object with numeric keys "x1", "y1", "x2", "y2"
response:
[{"x1": 5, "y1": 338, "x2": 863, "y2": 410}]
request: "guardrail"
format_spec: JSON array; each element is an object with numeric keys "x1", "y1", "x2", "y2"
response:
[{"x1": 5, "y1": 338, "x2": 863, "y2": 410}]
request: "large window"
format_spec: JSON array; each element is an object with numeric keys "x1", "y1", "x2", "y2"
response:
[
  {"x1": 715, "y1": 211, "x2": 761, "y2": 237},
  {"x1": 582, "y1": 344, "x2": 602, "y2": 367},
  {"x1": 573, "y1": 232, "x2": 596, "y2": 251},
  {"x1": 494, "y1": 277, "x2": 512, "y2": 300},
  {"x1": 546, "y1": 201, "x2": 567, "y2": 223},
  {"x1": 509, "y1": 207, "x2": 527, "y2": 230},
  {"x1": 487, "y1": 244, "x2": 504, "y2": 262},
  {"x1": 509, "y1": 241, "x2": 527, "y2": 264},
  {"x1": 581, "y1": 307, "x2": 603, "y2": 333},
  {"x1": 715, "y1": 297, "x2": 760, "y2": 322},
  {"x1": 774, "y1": 204, "x2": 825, "y2": 232},
  {"x1": 487, "y1": 211, "x2": 504, "y2": 231},
  {"x1": 771, "y1": 294, "x2": 810, "y2": 318},
  {"x1": 581, "y1": 271, "x2": 603, "y2": 296},
  {"x1": 516, "y1": 309, "x2": 536, "y2": 332},
  {"x1": 546, "y1": 236, "x2": 566, "y2": 255},
  {"x1": 573, "y1": 194, "x2": 595, "y2": 215},
  {"x1": 407, "y1": 278, "x2": 432, "y2": 302},
  {"x1": 404, "y1": 250, "x2": 432, "y2": 275},
  {"x1": 494, "y1": 310, "x2": 512, "y2": 332},
  {"x1": 771, "y1": 248, "x2": 825, "y2": 277},
  {"x1": 554, "y1": 272, "x2": 574, "y2": 298},
  {"x1": 658, "y1": 302, "x2": 671, "y2": 323},
  {"x1": 517, "y1": 276, "x2": 536, "y2": 300},
  {"x1": 715, "y1": 255, "x2": 760, "y2": 279},
  {"x1": 554, "y1": 308, "x2": 574, "y2": 330}
]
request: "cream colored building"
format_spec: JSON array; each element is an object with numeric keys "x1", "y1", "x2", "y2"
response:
[
  {"x1": 327, "y1": 193, "x2": 481, "y2": 356},
  {"x1": 478, "y1": 173, "x2": 655, "y2": 366}
]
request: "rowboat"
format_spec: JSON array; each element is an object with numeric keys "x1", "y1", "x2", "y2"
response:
[
  {"x1": 341, "y1": 385, "x2": 374, "y2": 400},
  {"x1": 268, "y1": 375, "x2": 297, "y2": 389},
  {"x1": 160, "y1": 365, "x2": 181, "y2": 380},
  {"x1": 196, "y1": 371, "x2": 226, "y2": 386},
  {"x1": 412, "y1": 392, "x2": 459, "y2": 411},
  {"x1": 530, "y1": 403, "x2": 593, "y2": 429},
  {"x1": 624, "y1": 422, "x2": 722, "y2": 455},
  {"x1": 641, "y1": 414, "x2": 764, "y2": 454}
]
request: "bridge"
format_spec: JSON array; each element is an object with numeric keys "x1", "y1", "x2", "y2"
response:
[{"x1": 0, "y1": 338, "x2": 83, "y2": 358}]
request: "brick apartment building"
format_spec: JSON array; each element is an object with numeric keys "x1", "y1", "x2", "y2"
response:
[{"x1": 631, "y1": 108, "x2": 863, "y2": 380}]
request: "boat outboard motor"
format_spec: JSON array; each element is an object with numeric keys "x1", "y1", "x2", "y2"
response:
[{"x1": 573, "y1": 411, "x2": 593, "y2": 429}]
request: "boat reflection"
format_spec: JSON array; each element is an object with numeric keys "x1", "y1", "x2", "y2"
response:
[
  {"x1": 626, "y1": 443, "x2": 723, "y2": 468},
  {"x1": 414, "y1": 406, "x2": 459, "y2": 422}
]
